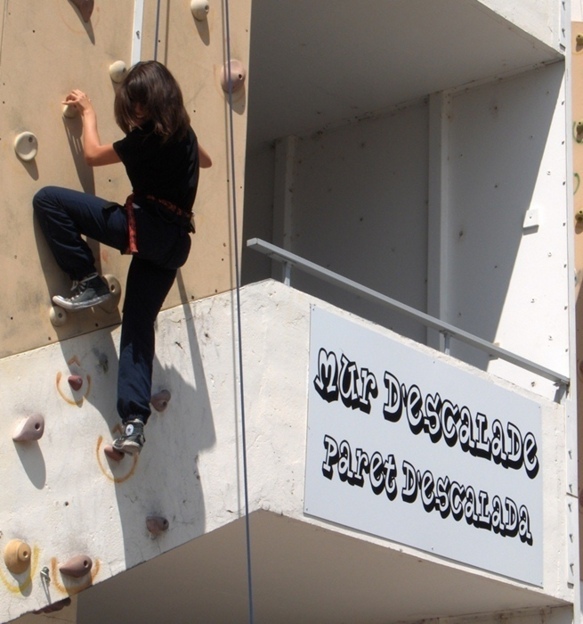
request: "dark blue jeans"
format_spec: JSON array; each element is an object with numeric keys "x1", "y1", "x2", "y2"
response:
[{"x1": 33, "y1": 186, "x2": 192, "y2": 424}]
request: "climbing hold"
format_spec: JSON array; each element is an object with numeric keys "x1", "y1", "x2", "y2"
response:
[
  {"x1": 59, "y1": 555, "x2": 92, "y2": 578},
  {"x1": 62, "y1": 104, "x2": 78, "y2": 119},
  {"x1": 4, "y1": 540, "x2": 31, "y2": 574},
  {"x1": 12, "y1": 414, "x2": 45, "y2": 442},
  {"x1": 151, "y1": 389, "x2": 171, "y2": 412},
  {"x1": 103, "y1": 444, "x2": 124, "y2": 462},
  {"x1": 109, "y1": 60, "x2": 127, "y2": 84},
  {"x1": 14, "y1": 131, "x2": 38, "y2": 162},
  {"x1": 34, "y1": 597, "x2": 72, "y2": 615},
  {"x1": 191, "y1": 0, "x2": 209, "y2": 20},
  {"x1": 146, "y1": 516, "x2": 169, "y2": 536},
  {"x1": 99, "y1": 274, "x2": 122, "y2": 313},
  {"x1": 68, "y1": 375, "x2": 83, "y2": 391},
  {"x1": 49, "y1": 305, "x2": 67, "y2": 327},
  {"x1": 103, "y1": 274, "x2": 121, "y2": 298},
  {"x1": 70, "y1": 0, "x2": 94, "y2": 22},
  {"x1": 220, "y1": 59, "x2": 246, "y2": 94}
]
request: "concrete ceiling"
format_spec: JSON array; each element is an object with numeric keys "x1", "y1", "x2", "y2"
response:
[
  {"x1": 246, "y1": 0, "x2": 561, "y2": 150},
  {"x1": 77, "y1": 511, "x2": 567, "y2": 623}
]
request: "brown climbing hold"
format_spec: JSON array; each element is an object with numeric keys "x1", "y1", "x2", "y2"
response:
[
  {"x1": 12, "y1": 414, "x2": 45, "y2": 442},
  {"x1": 59, "y1": 555, "x2": 92, "y2": 578},
  {"x1": 70, "y1": 0, "x2": 94, "y2": 22},
  {"x1": 4, "y1": 540, "x2": 31, "y2": 574},
  {"x1": 151, "y1": 389, "x2": 171, "y2": 412},
  {"x1": 68, "y1": 375, "x2": 83, "y2": 391},
  {"x1": 34, "y1": 597, "x2": 72, "y2": 614},
  {"x1": 146, "y1": 516, "x2": 169, "y2": 536},
  {"x1": 103, "y1": 444, "x2": 124, "y2": 462}
]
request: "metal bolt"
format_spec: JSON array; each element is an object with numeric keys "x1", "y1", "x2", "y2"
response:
[{"x1": 40, "y1": 567, "x2": 50, "y2": 584}]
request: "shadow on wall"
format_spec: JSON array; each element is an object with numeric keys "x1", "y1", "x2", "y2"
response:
[{"x1": 112, "y1": 269, "x2": 215, "y2": 570}]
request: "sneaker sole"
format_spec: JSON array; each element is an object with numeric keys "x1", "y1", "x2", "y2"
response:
[
  {"x1": 112, "y1": 441, "x2": 143, "y2": 456},
  {"x1": 52, "y1": 293, "x2": 112, "y2": 311}
]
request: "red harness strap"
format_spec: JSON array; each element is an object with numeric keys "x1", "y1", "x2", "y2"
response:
[
  {"x1": 123, "y1": 192, "x2": 194, "y2": 254},
  {"x1": 124, "y1": 193, "x2": 139, "y2": 254}
]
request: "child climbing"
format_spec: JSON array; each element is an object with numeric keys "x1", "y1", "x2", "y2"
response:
[{"x1": 33, "y1": 60, "x2": 212, "y2": 455}]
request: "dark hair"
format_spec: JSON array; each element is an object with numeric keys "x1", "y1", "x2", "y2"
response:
[{"x1": 114, "y1": 61, "x2": 190, "y2": 141}]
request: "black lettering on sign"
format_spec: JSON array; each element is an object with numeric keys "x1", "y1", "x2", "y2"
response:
[
  {"x1": 314, "y1": 349, "x2": 339, "y2": 403},
  {"x1": 381, "y1": 368, "x2": 540, "y2": 479},
  {"x1": 314, "y1": 348, "x2": 378, "y2": 414}
]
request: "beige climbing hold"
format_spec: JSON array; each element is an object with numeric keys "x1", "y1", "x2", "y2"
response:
[
  {"x1": 4, "y1": 540, "x2": 31, "y2": 574},
  {"x1": 59, "y1": 555, "x2": 92, "y2": 578},
  {"x1": 221, "y1": 59, "x2": 246, "y2": 94},
  {"x1": 12, "y1": 414, "x2": 45, "y2": 442},
  {"x1": 146, "y1": 516, "x2": 169, "y2": 536},
  {"x1": 14, "y1": 131, "x2": 38, "y2": 162},
  {"x1": 99, "y1": 274, "x2": 122, "y2": 313},
  {"x1": 49, "y1": 305, "x2": 68, "y2": 327},
  {"x1": 151, "y1": 389, "x2": 171, "y2": 412},
  {"x1": 191, "y1": 0, "x2": 209, "y2": 20},
  {"x1": 109, "y1": 60, "x2": 127, "y2": 84},
  {"x1": 103, "y1": 274, "x2": 121, "y2": 298}
]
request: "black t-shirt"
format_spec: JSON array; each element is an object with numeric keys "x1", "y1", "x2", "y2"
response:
[{"x1": 113, "y1": 121, "x2": 199, "y2": 212}]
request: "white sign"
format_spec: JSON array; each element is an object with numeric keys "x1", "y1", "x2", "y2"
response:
[{"x1": 304, "y1": 306, "x2": 543, "y2": 586}]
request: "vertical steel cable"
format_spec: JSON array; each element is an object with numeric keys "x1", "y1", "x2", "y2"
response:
[
  {"x1": 153, "y1": 0, "x2": 162, "y2": 60},
  {"x1": 223, "y1": 1, "x2": 254, "y2": 622}
]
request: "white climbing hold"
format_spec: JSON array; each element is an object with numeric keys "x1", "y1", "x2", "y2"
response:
[
  {"x1": 109, "y1": 60, "x2": 127, "y2": 84},
  {"x1": 13, "y1": 414, "x2": 45, "y2": 442},
  {"x1": 49, "y1": 305, "x2": 68, "y2": 327},
  {"x1": 14, "y1": 132, "x2": 38, "y2": 162},
  {"x1": 190, "y1": 0, "x2": 209, "y2": 21}
]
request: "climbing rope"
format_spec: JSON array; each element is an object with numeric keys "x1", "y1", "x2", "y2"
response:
[
  {"x1": 223, "y1": 1, "x2": 255, "y2": 622},
  {"x1": 153, "y1": 0, "x2": 161, "y2": 61}
]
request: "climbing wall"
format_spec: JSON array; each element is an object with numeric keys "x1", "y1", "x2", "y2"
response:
[
  {"x1": 0, "y1": 0, "x2": 251, "y2": 620},
  {"x1": 0, "y1": 0, "x2": 250, "y2": 358}
]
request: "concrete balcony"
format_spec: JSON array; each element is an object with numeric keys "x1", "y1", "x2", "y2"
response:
[{"x1": 3, "y1": 280, "x2": 573, "y2": 623}]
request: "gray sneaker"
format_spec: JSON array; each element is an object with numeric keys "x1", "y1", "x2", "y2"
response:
[
  {"x1": 53, "y1": 274, "x2": 111, "y2": 311},
  {"x1": 112, "y1": 419, "x2": 145, "y2": 455}
]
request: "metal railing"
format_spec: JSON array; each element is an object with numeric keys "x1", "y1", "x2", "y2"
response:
[{"x1": 247, "y1": 238, "x2": 570, "y2": 391}]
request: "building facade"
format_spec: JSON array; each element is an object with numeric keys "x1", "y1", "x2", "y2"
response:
[{"x1": 0, "y1": 1, "x2": 580, "y2": 623}]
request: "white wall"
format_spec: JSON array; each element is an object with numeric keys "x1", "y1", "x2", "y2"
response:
[
  {"x1": 245, "y1": 62, "x2": 569, "y2": 402},
  {"x1": 445, "y1": 62, "x2": 569, "y2": 396},
  {"x1": 479, "y1": 0, "x2": 562, "y2": 50},
  {"x1": 276, "y1": 100, "x2": 430, "y2": 343}
]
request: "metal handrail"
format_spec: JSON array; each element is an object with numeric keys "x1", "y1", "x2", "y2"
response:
[{"x1": 247, "y1": 238, "x2": 570, "y2": 389}]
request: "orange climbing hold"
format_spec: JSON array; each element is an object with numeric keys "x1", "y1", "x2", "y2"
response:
[
  {"x1": 12, "y1": 414, "x2": 45, "y2": 442},
  {"x1": 146, "y1": 516, "x2": 169, "y2": 536},
  {"x1": 151, "y1": 389, "x2": 171, "y2": 412},
  {"x1": 59, "y1": 555, "x2": 92, "y2": 578},
  {"x1": 4, "y1": 540, "x2": 31, "y2": 574}
]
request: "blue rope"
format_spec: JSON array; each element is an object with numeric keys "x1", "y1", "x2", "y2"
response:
[{"x1": 223, "y1": 2, "x2": 255, "y2": 622}]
